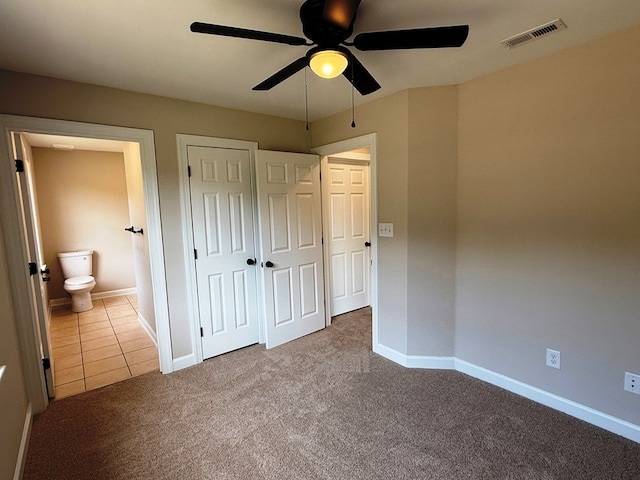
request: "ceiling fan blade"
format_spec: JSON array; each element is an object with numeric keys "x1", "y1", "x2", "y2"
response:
[
  {"x1": 322, "y1": 0, "x2": 361, "y2": 30},
  {"x1": 191, "y1": 22, "x2": 308, "y2": 46},
  {"x1": 253, "y1": 57, "x2": 309, "y2": 91},
  {"x1": 353, "y1": 25, "x2": 469, "y2": 51},
  {"x1": 342, "y1": 52, "x2": 381, "y2": 96}
]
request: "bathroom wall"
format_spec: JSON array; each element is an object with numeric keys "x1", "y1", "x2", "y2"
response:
[{"x1": 31, "y1": 148, "x2": 136, "y2": 300}]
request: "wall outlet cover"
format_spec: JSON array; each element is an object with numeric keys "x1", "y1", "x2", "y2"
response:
[
  {"x1": 624, "y1": 372, "x2": 640, "y2": 394},
  {"x1": 546, "y1": 348, "x2": 561, "y2": 369}
]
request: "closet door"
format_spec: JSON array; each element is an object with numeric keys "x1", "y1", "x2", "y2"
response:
[
  {"x1": 188, "y1": 145, "x2": 260, "y2": 359},
  {"x1": 256, "y1": 150, "x2": 325, "y2": 349}
]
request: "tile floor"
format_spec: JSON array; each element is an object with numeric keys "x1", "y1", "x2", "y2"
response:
[{"x1": 50, "y1": 294, "x2": 159, "y2": 400}]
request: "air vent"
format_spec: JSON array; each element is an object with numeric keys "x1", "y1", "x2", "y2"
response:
[{"x1": 501, "y1": 19, "x2": 567, "y2": 49}]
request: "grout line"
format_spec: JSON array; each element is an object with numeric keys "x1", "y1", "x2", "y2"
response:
[{"x1": 52, "y1": 294, "x2": 155, "y2": 397}]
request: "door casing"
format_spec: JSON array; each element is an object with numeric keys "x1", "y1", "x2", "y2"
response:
[{"x1": 0, "y1": 115, "x2": 172, "y2": 413}]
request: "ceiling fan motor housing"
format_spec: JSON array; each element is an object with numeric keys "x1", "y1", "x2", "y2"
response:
[{"x1": 300, "y1": 0, "x2": 355, "y2": 47}]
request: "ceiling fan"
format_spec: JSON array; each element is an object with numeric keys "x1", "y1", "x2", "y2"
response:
[{"x1": 191, "y1": 0, "x2": 469, "y2": 96}]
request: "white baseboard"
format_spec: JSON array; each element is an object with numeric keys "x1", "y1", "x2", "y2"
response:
[
  {"x1": 50, "y1": 288, "x2": 137, "y2": 307},
  {"x1": 172, "y1": 354, "x2": 196, "y2": 372},
  {"x1": 137, "y1": 313, "x2": 157, "y2": 347},
  {"x1": 373, "y1": 343, "x2": 410, "y2": 366},
  {"x1": 373, "y1": 343, "x2": 640, "y2": 444},
  {"x1": 455, "y1": 359, "x2": 640, "y2": 444},
  {"x1": 406, "y1": 355, "x2": 456, "y2": 369},
  {"x1": 92, "y1": 288, "x2": 137, "y2": 300},
  {"x1": 49, "y1": 297, "x2": 69, "y2": 307},
  {"x1": 374, "y1": 343, "x2": 456, "y2": 369},
  {"x1": 14, "y1": 402, "x2": 33, "y2": 480}
]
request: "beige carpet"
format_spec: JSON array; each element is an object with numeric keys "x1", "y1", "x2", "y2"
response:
[{"x1": 24, "y1": 308, "x2": 640, "y2": 479}]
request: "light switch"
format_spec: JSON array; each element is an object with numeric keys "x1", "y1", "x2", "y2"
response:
[{"x1": 378, "y1": 223, "x2": 394, "y2": 237}]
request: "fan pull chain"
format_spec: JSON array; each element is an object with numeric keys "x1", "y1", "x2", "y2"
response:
[
  {"x1": 304, "y1": 67, "x2": 310, "y2": 131},
  {"x1": 351, "y1": 62, "x2": 356, "y2": 128}
]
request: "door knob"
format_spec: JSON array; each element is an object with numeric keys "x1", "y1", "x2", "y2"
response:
[
  {"x1": 365, "y1": 241, "x2": 371, "y2": 247},
  {"x1": 246, "y1": 258, "x2": 257, "y2": 266},
  {"x1": 264, "y1": 261, "x2": 274, "y2": 268}
]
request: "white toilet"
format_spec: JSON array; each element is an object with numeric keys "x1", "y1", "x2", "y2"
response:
[{"x1": 57, "y1": 250, "x2": 96, "y2": 313}]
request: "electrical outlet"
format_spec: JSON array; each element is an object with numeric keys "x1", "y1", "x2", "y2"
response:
[
  {"x1": 546, "y1": 348, "x2": 561, "y2": 369},
  {"x1": 378, "y1": 223, "x2": 394, "y2": 237},
  {"x1": 624, "y1": 372, "x2": 640, "y2": 395}
]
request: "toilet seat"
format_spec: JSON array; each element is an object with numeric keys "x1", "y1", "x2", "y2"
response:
[
  {"x1": 64, "y1": 276, "x2": 96, "y2": 293},
  {"x1": 64, "y1": 275, "x2": 94, "y2": 287}
]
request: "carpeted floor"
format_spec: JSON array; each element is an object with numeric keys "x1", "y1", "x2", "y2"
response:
[{"x1": 24, "y1": 307, "x2": 640, "y2": 479}]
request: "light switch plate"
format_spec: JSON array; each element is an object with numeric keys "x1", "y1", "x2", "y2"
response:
[{"x1": 379, "y1": 223, "x2": 394, "y2": 237}]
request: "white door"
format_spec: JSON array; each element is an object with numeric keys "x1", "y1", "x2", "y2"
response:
[
  {"x1": 188, "y1": 145, "x2": 260, "y2": 359},
  {"x1": 256, "y1": 150, "x2": 325, "y2": 349},
  {"x1": 323, "y1": 160, "x2": 370, "y2": 316},
  {"x1": 12, "y1": 132, "x2": 55, "y2": 397}
]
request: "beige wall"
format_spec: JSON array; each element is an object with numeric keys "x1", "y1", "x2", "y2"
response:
[
  {"x1": 0, "y1": 68, "x2": 310, "y2": 358},
  {"x1": 406, "y1": 87, "x2": 458, "y2": 356},
  {"x1": 312, "y1": 91, "x2": 410, "y2": 353},
  {"x1": 456, "y1": 24, "x2": 640, "y2": 424},
  {"x1": 32, "y1": 148, "x2": 136, "y2": 300},
  {"x1": 0, "y1": 221, "x2": 29, "y2": 480}
]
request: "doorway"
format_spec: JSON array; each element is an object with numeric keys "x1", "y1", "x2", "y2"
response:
[
  {"x1": 321, "y1": 151, "x2": 371, "y2": 318},
  {"x1": 0, "y1": 115, "x2": 171, "y2": 414},
  {"x1": 23, "y1": 134, "x2": 159, "y2": 398},
  {"x1": 313, "y1": 133, "x2": 379, "y2": 346}
]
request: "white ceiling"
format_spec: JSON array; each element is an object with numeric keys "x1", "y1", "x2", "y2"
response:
[{"x1": 2, "y1": 0, "x2": 640, "y2": 122}]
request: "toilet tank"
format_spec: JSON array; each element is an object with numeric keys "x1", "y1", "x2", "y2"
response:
[{"x1": 57, "y1": 250, "x2": 93, "y2": 278}]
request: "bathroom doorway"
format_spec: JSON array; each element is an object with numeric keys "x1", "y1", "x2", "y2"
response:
[
  {"x1": 24, "y1": 133, "x2": 159, "y2": 398},
  {"x1": 0, "y1": 115, "x2": 171, "y2": 413}
]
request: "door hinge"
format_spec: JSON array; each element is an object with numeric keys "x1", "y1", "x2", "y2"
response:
[
  {"x1": 319, "y1": 172, "x2": 322, "y2": 181},
  {"x1": 194, "y1": 249, "x2": 198, "y2": 260},
  {"x1": 28, "y1": 262, "x2": 37, "y2": 276},
  {"x1": 42, "y1": 357, "x2": 51, "y2": 370},
  {"x1": 187, "y1": 165, "x2": 192, "y2": 177},
  {"x1": 200, "y1": 327, "x2": 204, "y2": 337},
  {"x1": 15, "y1": 158, "x2": 24, "y2": 173}
]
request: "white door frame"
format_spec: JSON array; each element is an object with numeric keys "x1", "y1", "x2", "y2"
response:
[
  {"x1": 312, "y1": 133, "x2": 379, "y2": 346},
  {"x1": 176, "y1": 134, "x2": 263, "y2": 365},
  {"x1": 0, "y1": 115, "x2": 173, "y2": 413}
]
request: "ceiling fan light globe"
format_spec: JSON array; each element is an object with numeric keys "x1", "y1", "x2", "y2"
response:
[{"x1": 309, "y1": 50, "x2": 348, "y2": 79}]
